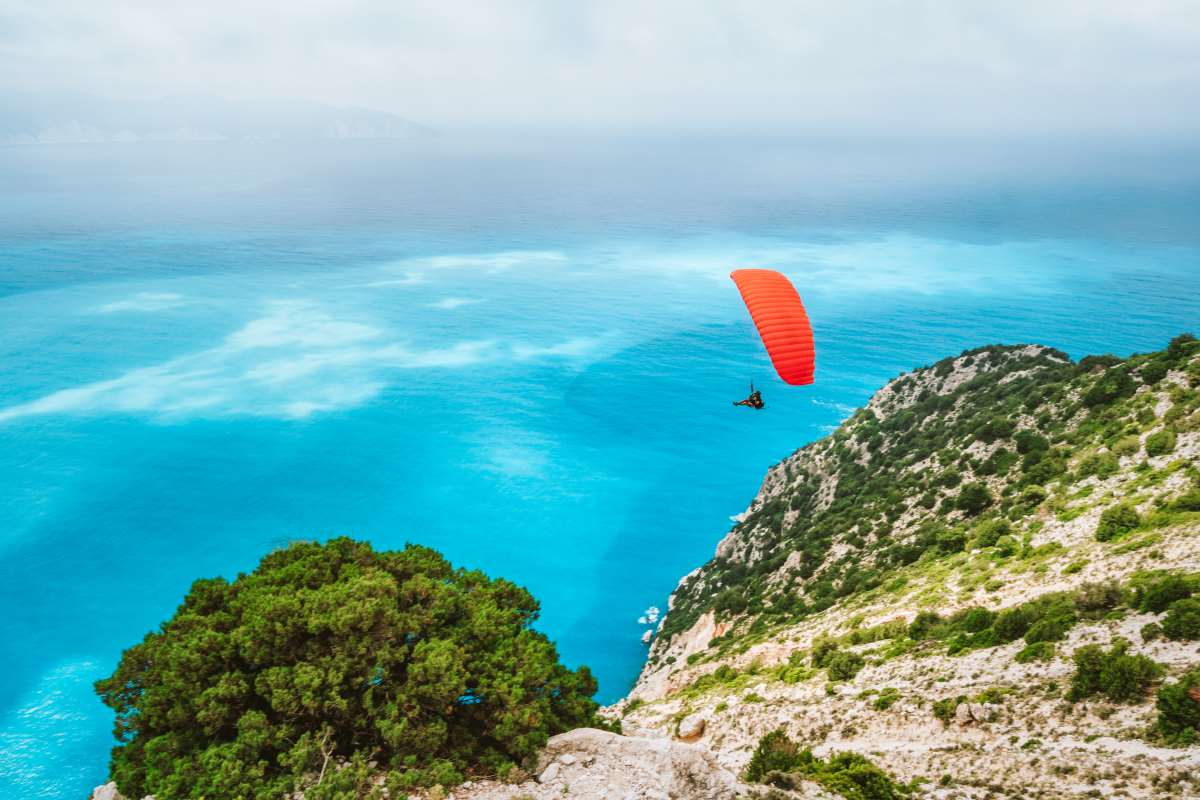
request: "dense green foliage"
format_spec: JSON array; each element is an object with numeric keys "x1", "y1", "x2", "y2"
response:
[
  {"x1": 907, "y1": 589, "x2": 1087, "y2": 656},
  {"x1": 825, "y1": 650, "x2": 866, "y2": 681},
  {"x1": 744, "y1": 730, "x2": 910, "y2": 800},
  {"x1": 1067, "y1": 640, "x2": 1163, "y2": 703},
  {"x1": 1163, "y1": 598, "x2": 1200, "y2": 640},
  {"x1": 1095, "y1": 503, "x2": 1141, "y2": 542},
  {"x1": 95, "y1": 538, "x2": 601, "y2": 799},
  {"x1": 1155, "y1": 668, "x2": 1200, "y2": 745},
  {"x1": 1132, "y1": 572, "x2": 1196, "y2": 613},
  {"x1": 656, "y1": 336, "x2": 1200, "y2": 652}
]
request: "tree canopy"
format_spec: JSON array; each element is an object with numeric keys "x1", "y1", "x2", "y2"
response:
[{"x1": 96, "y1": 538, "x2": 601, "y2": 799}]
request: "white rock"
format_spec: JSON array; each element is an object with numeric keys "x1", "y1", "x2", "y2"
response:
[
  {"x1": 955, "y1": 701, "x2": 994, "y2": 725},
  {"x1": 559, "y1": 753, "x2": 577, "y2": 765},
  {"x1": 676, "y1": 712, "x2": 708, "y2": 740},
  {"x1": 92, "y1": 784, "x2": 121, "y2": 800},
  {"x1": 538, "y1": 761, "x2": 560, "y2": 783},
  {"x1": 525, "y1": 727, "x2": 744, "y2": 799}
]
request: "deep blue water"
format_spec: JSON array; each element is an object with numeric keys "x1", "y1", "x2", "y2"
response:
[{"x1": 1, "y1": 137, "x2": 1198, "y2": 798}]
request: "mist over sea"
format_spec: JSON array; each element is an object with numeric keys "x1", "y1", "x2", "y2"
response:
[{"x1": 1, "y1": 136, "x2": 1198, "y2": 798}]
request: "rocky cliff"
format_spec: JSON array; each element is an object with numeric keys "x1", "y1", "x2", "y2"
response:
[{"x1": 616, "y1": 336, "x2": 1200, "y2": 798}]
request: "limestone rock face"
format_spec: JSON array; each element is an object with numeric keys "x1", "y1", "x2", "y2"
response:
[{"x1": 457, "y1": 727, "x2": 747, "y2": 800}]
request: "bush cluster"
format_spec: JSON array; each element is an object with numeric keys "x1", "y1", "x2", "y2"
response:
[
  {"x1": 1163, "y1": 598, "x2": 1200, "y2": 640},
  {"x1": 95, "y1": 539, "x2": 601, "y2": 799},
  {"x1": 1095, "y1": 503, "x2": 1141, "y2": 542},
  {"x1": 1155, "y1": 668, "x2": 1200, "y2": 745},
  {"x1": 1067, "y1": 639, "x2": 1163, "y2": 703},
  {"x1": 909, "y1": 591, "x2": 1081, "y2": 656},
  {"x1": 744, "y1": 730, "x2": 911, "y2": 800},
  {"x1": 811, "y1": 637, "x2": 865, "y2": 681}
]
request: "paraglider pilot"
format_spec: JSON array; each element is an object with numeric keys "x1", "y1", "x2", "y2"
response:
[{"x1": 733, "y1": 382, "x2": 764, "y2": 409}]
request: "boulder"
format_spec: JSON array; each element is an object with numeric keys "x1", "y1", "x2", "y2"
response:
[
  {"x1": 91, "y1": 783, "x2": 153, "y2": 800},
  {"x1": 529, "y1": 727, "x2": 745, "y2": 799},
  {"x1": 676, "y1": 712, "x2": 708, "y2": 740},
  {"x1": 954, "y1": 702, "x2": 994, "y2": 725},
  {"x1": 92, "y1": 785, "x2": 121, "y2": 800}
]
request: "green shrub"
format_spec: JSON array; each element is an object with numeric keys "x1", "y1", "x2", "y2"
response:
[
  {"x1": 1145, "y1": 429, "x2": 1177, "y2": 457},
  {"x1": 1172, "y1": 489, "x2": 1200, "y2": 512},
  {"x1": 1141, "y1": 622, "x2": 1163, "y2": 643},
  {"x1": 744, "y1": 729, "x2": 803, "y2": 782},
  {"x1": 1133, "y1": 573, "x2": 1194, "y2": 613},
  {"x1": 935, "y1": 527, "x2": 968, "y2": 554},
  {"x1": 1077, "y1": 451, "x2": 1120, "y2": 480},
  {"x1": 962, "y1": 607, "x2": 996, "y2": 633},
  {"x1": 1073, "y1": 581, "x2": 1125, "y2": 614},
  {"x1": 1024, "y1": 607, "x2": 1077, "y2": 645},
  {"x1": 872, "y1": 688, "x2": 901, "y2": 710},
  {"x1": 993, "y1": 606, "x2": 1033, "y2": 642},
  {"x1": 1110, "y1": 435, "x2": 1141, "y2": 457},
  {"x1": 907, "y1": 611, "x2": 942, "y2": 640},
  {"x1": 811, "y1": 636, "x2": 840, "y2": 668},
  {"x1": 94, "y1": 539, "x2": 601, "y2": 799},
  {"x1": 1155, "y1": 668, "x2": 1200, "y2": 745},
  {"x1": 1063, "y1": 559, "x2": 1088, "y2": 575},
  {"x1": 1140, "y1": 360, "x2": 1169, "y2": 385},
  {"x1": 826, "y1": 651, "x2": 866, "y2": 682},
  {"x1": 1083, "y1": 367, "x2": 1136, "y2": 407},
  {"x1": 1162, "y1": 598, "x2": 1200, "y2": 641},
  {"x1": 1095, "y1": 503, "x2": 1141, "y2": 542},
  {"x1": 956, "y1": 483, "x2": 993, "y2": 516},
  {"x1": 1166, "y1": 333, "x2": 1198, "y2": 363},
  {"x1": 976, "y1": 417, "x2": 1015, "y2": 443},
  {"x1": 972, "y1": 518, "x2": 1011, "y2": 548},
  {"x1": 745, "y1": 730, "x2": 911, "y2": 800},
  {"x1": 1015, "y1": 431, "x2": 1050, "y2": 455},
  {"x1": 993, "y1": 534, "x2": 1021, "y2": 557},
  {"x1": 1023, "y1": 617, "x2": 1069, "y2": 645},
  {"x1": 1068, "y1": 640, "x2": 1163, "y2": 703},
  {"x1": 1015, "y1": 641, "x2": 1056, "y2": 663},
  {"x1": 814, "y1": 752, "x2": 911, "y2": 800},
  {"x1": 932, "y1": 696, "x2": 966, "y2": 725}
]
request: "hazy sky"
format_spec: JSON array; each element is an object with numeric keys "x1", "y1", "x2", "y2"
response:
[{"x1": 3, "y1": 0, "x2": 1199, "y2": 136}]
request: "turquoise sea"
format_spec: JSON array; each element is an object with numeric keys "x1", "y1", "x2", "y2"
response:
[{"x1": 1, "y1": 137, "x2": 1198, "y2": 798}]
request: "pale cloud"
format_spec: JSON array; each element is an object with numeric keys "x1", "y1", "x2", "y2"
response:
[{"x1": 1, "y1": 2, "x2": 1197, "y2": 137}]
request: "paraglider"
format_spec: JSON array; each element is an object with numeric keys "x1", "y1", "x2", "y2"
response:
[
  {"x1": 729, "y1": 269, "x2": 814, "y2": 406},
  {"x1": 732, "y1": 381, "x2": 765, "y2": 409}
]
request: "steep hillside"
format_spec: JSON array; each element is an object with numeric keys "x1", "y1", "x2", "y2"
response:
[{"x1": 621, "y1": 336, "x2": 1200, "y2": 799}]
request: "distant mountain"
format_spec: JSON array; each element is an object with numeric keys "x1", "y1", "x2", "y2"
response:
[{"x1": 0, "y1": 91, "x2": 433, "y2": 144}]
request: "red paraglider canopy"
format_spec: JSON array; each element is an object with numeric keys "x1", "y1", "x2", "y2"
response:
[{"x1": 730, "y1": 269, "x2": 815, "y2": 386}]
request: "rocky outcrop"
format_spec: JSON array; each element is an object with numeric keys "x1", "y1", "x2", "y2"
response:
[
  {"x1": 620, "y1": 338, "x2": 1200, "y2": 800},
  {"x1": 91, "y1": 784, "x2": 149, "y2": 800},
  {"x1": 456, "y1": 728, "x2": 750, "y2": 799}
]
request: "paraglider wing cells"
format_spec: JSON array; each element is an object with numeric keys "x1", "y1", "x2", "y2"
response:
[{"x1": 730, "y1": 269, "x2": 815, "y2": 386}]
